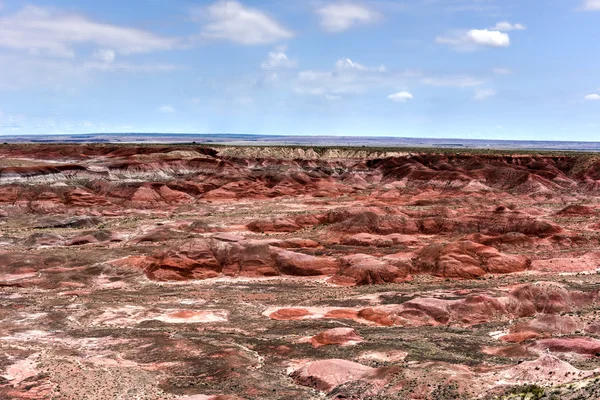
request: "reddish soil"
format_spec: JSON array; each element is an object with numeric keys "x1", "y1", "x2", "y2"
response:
[{"x1": 2, "y1": 144, "x2": 600, "y2": 399}]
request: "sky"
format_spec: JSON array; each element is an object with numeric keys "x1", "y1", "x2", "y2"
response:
[{"x1": 0, "y1": 0, "x2": 599, "y2": 140}]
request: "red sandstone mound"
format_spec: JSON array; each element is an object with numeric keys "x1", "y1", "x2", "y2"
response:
[
  {"x1": 28, "y1": 191, "x2": 66, "y2": 213},
  {"x1": 413, "y1": 240, "x2": 531, "y2": 278},
  {"x1": 157, "y1": 185, "x2": 194, "y2": 203},
  {"x1": 65, "y1": 230, "x2": 122, "y2": 246},
  {"x1": 325, "y1": 205, "x2": 561, "y2": 238},
  {"x1": 556, "y1": 204, "x2": 596, "y2": 216},
  {"x1": 247, "y1": 217, "x2": 301, "y2": 233},
  {"x1": 340, "y1": 233, "x2": 418, "y2": 247},
  {"x1": 146, "y1": 239, "x2": 222, "y2": 281},
  {"x1": 309, "y1": 328, "x2": 363, "y2": 348},
  {"x1": 372, "y1": 294, "x2": 506, "y2": 326},
  {"x1": 65, "y1": 188, "x2": 112, "y2": 207},
  {"x1": 470, "y1": 232, "x2": 536, "y2": 250},
  {"x1": 458, "y1": 209, "x2": 562, "y2": 237},
  {"x1": 186, "y1": 220, "x2": 221, "y2": 233},
  {"x1": 508, "y1": 282, "x2": 599, "y2": 316},
  {"x1": 132, "y1": 227, "x2": 191, "y2": 243},
  {"x1": 213, "y1": 240, "x2": 284, "y2": 277},
  {"x1": 329, "y1": 211, "x2": 419, "y2": 235},
  {"x1": 273, "y1": 249, "x2": 338, "y2": 276},
  {"x1": 138, "y1": 238, "x2": 339, "y2": 281},
  {"x1": 290, "y1": 359, "x2": 394, "y2": 394},
  {"x1": 498, "y1": 331, "x2": 541, "y2": 344},
  {"x1": 129, "y1": 184, "x2": 192, "y2": 206},
  {"x1": 329, "y1": 254, "x2": 411, "y2": 286},
  {"x1": 321, "y1": 206, "x2": 401, "y2": 223},
  {"x1": 505, "y1": 315, "x2": 582, "y2": 341},
  {"x1": 203, "y1": 180, "x2": 271, "y2": 200},
  {"x1": 269, "y1": 308, "x2": 312, "y2": 321},
  {"x1": 531, "y1": 337, "x2": 600, "y2": 356},
  {"x1": 136, "y1": 233, "x2": 564, "y2": 283},
  {"x1": 268, "y1": 283, "x2": 599, "y2": 328},
  {"x1": 270, "y1": 238, "x2": 322, "y2": 249}
]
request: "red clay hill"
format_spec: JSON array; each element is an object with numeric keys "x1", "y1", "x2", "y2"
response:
[{"x1": 2, "y1": 144, "x2": 600, "y2": 399}]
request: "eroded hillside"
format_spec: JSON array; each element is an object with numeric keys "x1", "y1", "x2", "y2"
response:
[{"x1": 2, "y1": 144, "x2": 600, "y2": 399}]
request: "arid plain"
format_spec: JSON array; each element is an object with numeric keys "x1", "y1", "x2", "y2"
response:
[{"x1": 2, "y1": 144, "x2": 600, "y2": 399}]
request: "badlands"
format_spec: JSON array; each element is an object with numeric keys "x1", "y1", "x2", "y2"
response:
[{"x1": 2, "y1": 144, "x2": 600, "y2": 399}]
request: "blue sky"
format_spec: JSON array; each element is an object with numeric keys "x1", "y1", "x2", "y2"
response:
[{"x1": 0, "y1": 0, "x2": 599, "y2": 140}]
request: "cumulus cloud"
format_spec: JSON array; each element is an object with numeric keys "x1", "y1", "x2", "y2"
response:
[
  {"x1": 387, "y1": 91, "x2": 413, "y2": 102},
  {"x1": 492, "y1": 67, "x2": 512, "y2": 75},
  {"x1": 436, "y1": 29, "x2": 510, "y2": 50},
  {"x1": 474, "y1": 88, "x2": 496, "y2": 101},
  {"x1": 261, "y1": 50, "x2": 296, "y2": 69},
  {"x1": 584, "y1": 94, "x2": 600, "y2": 101},
  {"x1": 157, "y1": 105, "x2": 175, "y2": 113},
  {"x1": 467, "y1": 29, "x2": 510, "y2": 47},
  {"x1": 0, "y1": 5, "x2": 177, "y2": 58},
  {"x1": 316, "y1": 3, "x2": 381, "y2": 33},
  {"x1": 580, "y1": 0, "x2": 600, "y2": 11},
  {"x1": 198, "y1": 0, "x2": 293, "y2": 45},
  {"x1": 335, "y1": 58, "x2": 386, "y2": 72},
  {"x1": 490, "y1": 21, "x2": 526, "y2": 31}
]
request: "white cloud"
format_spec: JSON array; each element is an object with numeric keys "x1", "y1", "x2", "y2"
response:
[
  {"x1": 584, "y1": 94, "x2": 600, "y2": 101},
  {"x1": 157, "y1": 105, "x2": 175, "y2": 113},
  {"x1": 387, "y1": 91, "x2": 413, "y2": 103},
  {"x1": 93, "y1": 49, "x2": 116, "y2": 63},
  {"x1": 316, "y1": 3, "x2": 381, "y2": 33},
  {"x1": 467, "y1": 29, "x2": 510, "y2": 47},
  {"x1": 325, "y1": 94, "x2": 342, "y2": 100},
  {"x1": 335, "y1": 58, "x2": 386, "y2": 72},
  {"x1": 294, "y1": 62, "x2": 394, "y2": 97},
  {"x1": 261, "y1": 50, "x2": 296, "y2": 69},
  {"x1": 436, "y1": 29, "x2": 510, "y2": 50},
  {"x1": 294, "y1": 86, "x2": 327, "y2": 96},
  {"x1": 490, "y1": 21, "x2": 526, "y2": 31},
  {"x1": 199, "y1": 0, "x2": 293, "y2": 45},
  {"x1": 83, "y1": 61, "x2": 180, "y2": 73},
  {"x1": 295, "y1": 59, "x2": 479, "y2": 101},
  {"x1": 474, "y1": 88, "x2": 496, "y2": 100},
  {"x1": 421, "y1": 76, "x2": 483, "y2": 87},
  {"x1": 580, "y1": 0, "x2": 600, "y2": 11},
  {"x1": 0, "y1": 5, "x2": 177, "y2": 58},
  {"x1": 492, "y1": 67, "x2": 512, "y2": 75}
]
